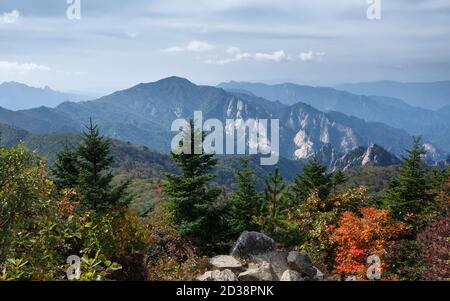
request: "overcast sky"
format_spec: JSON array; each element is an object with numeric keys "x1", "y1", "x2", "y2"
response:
[{"x1": 0, "y1": 0, "x2": 449, "y2": 94}]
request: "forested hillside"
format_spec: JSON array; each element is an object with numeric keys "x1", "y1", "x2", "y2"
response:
[{"x1": 0, "y1": 122, "x2": 448, "y2": 281}]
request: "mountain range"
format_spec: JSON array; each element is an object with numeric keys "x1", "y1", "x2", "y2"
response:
[
  {"x1": 0, "y1": 81, "x2": 92, "y2": 111},
  {"x1": 218, "y1": 81, "x2": 450, "y2": 152},
  {"x1": 335, "y1": 80, "x2": 450, "y2": 110},
  {"x1": 0, "y1": 77, "x2": 446, "y2": 165}
]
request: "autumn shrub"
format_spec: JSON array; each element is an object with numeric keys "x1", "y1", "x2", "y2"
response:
[
  {"x1": 291, "y1": 187, "x2": 370, "y2": 272},
  {"x1": 0, "y1": 145, "x2": 146, "y2": 280},
  {"x1": 417, "y1": 217, "x2": 450, "y2": 280},
  {"x1": 145, "y1": 206, "x2": 209, "y2": 280},
  {"x1": 330, "y1": 206, "x2": 405, "y2": 279}
]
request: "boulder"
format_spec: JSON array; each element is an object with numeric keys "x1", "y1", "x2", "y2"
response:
[
  {"x1": 286, "y1": 251, "x2": 317, "y2": 278},
  {"x1": 250, "y1": 250, "x2": 289, "y2": 280},
  {"x1": 197, "y1": 269, "x2": 238, "y2": 281},
  {"x1": 210, "y1": 255, "x2": 244, "y2": 272},
  {"x1": 280, "y1": 269, "x2": 304, "y2": 281},
  {"x1": 314, "y1": 268, "x2": 324, "y2": 281},
  {"x1": 237, "y1": 261, "x2": 277, "y2": 281},
  {"x1": 231, "y1": 231, "x2": 276, "y2": 258},
  {"x1": 326, "y1": 274, "x2": 342, "y2": 281}
]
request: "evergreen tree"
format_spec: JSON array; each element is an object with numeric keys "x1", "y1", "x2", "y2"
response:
[
  {"x1": 331, "y1": 169, "x2": 347, "y2": 193},
  {"x1": 228, "y1": 156, "x2": 261, "y2": 236},
  {"x1": 163, "y1": 120, "x2": 223, "y2": 245},
  {"x1": 258, "y1": 168, "x2": 296, "y2": 244},
  {"x1": 291, "y1": 156, "x2": 332, "y2": 204},
  {"x1": 383, "y1": 137, "x2": 430, "y2": 222},
  {"x1": 77, "y1": 119, "x2": 129, "y2": 212},
  {"x1": 52, "y1": 144, "x2": 79, "y2": 191}
]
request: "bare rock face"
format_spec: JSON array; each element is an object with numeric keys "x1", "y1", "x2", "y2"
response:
[
  {"x1": 237, "y1": 261, "x2": 277, "y2": 281},
  {"x1": 197, "y1": 269, "x2": 238, "y2": 281},
  {"x1": 210, "y1": 255, "x2": 244, "y2": 272},
  {"x1": 280, "y1": 270, "x2": 304, "y2": 281},
  {"x1": 286, "y1": 251, "x2": 317, "y2": 279},
  {"x1": 230, "y1": 231, "x2": 276, "y2": 258},
  {"x1": 250, "y1": 250, "x2": 289, "y2": 280}
]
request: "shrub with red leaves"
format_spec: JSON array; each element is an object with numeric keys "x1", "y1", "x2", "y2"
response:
[{"x1": 417, "y1": 217, "x2": 450, "y2": 280}]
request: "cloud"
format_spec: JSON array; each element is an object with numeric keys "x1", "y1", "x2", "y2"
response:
[
  {"x1": 0, "y1": 10, "x2": 20, "y2": 24},
  {"x1": 0, "y1": 61, "x2": 50, "y2": 73},
  {"x1": 254, "y1": 50, "x2": 287, "y2": 62},
  {"x1": 206, "y1": 49, "x2": 293, "y2": 65},
  {"x1": 125, "y1": 32, "x2": 139, "y2": 39},
  {"x1": 163, "y1": 40, "x2": 215, "y2": 53},
  {"x1": 299, "y1": 50, "x2": 325, "y2": 61}
]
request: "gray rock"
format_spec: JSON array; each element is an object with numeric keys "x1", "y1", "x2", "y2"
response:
[
  {"x1": 314, "y1": 268, "x2": 324, "y2": 281},
  {"x1": 231, "y1": 231, "x2": 276, "y2": 258},
  {"x1": 237, "y1": 261, "x2": 277, "y2": 281},
  {"x1": 250, "y1": 250, "x2": 289, "y2": 280},
  {"x1": 326, "y1": 274, "x2": 342, "y2": 281},
  {"x1": 286, "y1": 251, "x2": 317, "y2": 278},
  {"x1": 210, "y1": 255, "x2": 243, "y2": 272},
  {"x1": 197, "y1": 269, "x2": 238, "y2": 281},
  {"x1": 280, "y1": 269, "x2": 304, "y2": 281}
]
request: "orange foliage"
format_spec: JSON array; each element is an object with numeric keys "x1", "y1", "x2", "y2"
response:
[{"x1": 330, "y1": 206, "x2": 405, "y2": 278}]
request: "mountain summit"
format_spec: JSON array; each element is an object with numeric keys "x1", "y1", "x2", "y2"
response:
[{"x1": 0, "y1": 77, "x2": 445, "y2": 162}]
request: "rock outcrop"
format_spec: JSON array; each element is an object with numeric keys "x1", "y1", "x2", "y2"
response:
[
  {"x1": 230, "y1": 231, "x2": 276, "y2": 258},
  {"x1": 197, "y1": 232, "x2": 327, "y2": 282}
]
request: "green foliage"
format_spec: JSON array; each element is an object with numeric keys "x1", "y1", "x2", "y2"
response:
[
  {"x1": 76, "y1": 120, "x2": 130, "y2": 213},
  {"x1": 257, "y1": 168, "x2": 298, "y2": 245},
  {"x1": 0, "y1": 142, "x2": 147, "y2": 281},
  {"x1": 163, "y1": 120, "x2": 225, "y2": 246},
  {"x1": 386, "y1": 240, "x2": 425, "y2": 281},
  {"x1": 331, "y1": 170, "x2": 347, "y2": 192},
  {"x1": 383, "y1": 137, "x2": 432, "y2": 229},
  {"x1": 52, "y1": 144, "x2": 80, "y2": 190},
  {"x1": 291, "y1": 157, "x2": 332, "y2": 205},
  {"x1": 227, "y1": 156, "x2": 261, "y2": 236}
]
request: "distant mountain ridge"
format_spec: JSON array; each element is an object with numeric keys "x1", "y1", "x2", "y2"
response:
[
  {"x1": 218, "y1": 81, "x2": 450, "y2": 152},
  {"x1": 0, "y1": 81, "x2": 92, "y2": 111},
  {"x1": 335, "y1": 80, "x2": 450, "y2": 110},
  {"x1": 0, "y1": 77, "x2": 445, "y2": 163},
  {"x1": 316, "y1": 143, "x2": 401, "y2": 172}
]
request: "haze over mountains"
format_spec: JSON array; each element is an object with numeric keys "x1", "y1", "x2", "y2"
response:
[
  {"x1": 0, "y1": 76, "x2": 448, "y2": 166},
  {"x1": 0, "y1": 81, "x2": 92, "y2": 110},
  {"x1": 335, "y1": 81, "x2": 450, "y2": 110}
]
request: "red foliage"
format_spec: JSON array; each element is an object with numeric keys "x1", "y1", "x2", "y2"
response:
[
  {"x1": 330, "y1": 207, "x2": 405, "y2": 278},
  {"x1": 417, "y1": 217, "x2": 450, "y2": 280},
  {"x1": 154, "y1": 186, "x2": 162, "y2": 194}
]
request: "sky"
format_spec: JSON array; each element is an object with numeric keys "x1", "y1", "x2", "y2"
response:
[{"x1": 0, "y1": 0, "x2": 450, "y2": 95}]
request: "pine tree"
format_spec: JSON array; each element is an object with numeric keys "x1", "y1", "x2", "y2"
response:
[
  {"x1": 383, "y1": 137, "x2": 430, "y2": 222},
  {"x1": 331, "y1": 169, "x2": 347, "y2": 193},
  {"x1": 52, "y1": 144, "x2": 79, "y2": 191},
  {"x1": 291, "y1": 156, "x2": 332, "y2": 205},
  {"x1": 163, "y1": 120, "x2": 223, "y2": 245},
  {"x1": 258, "y1": 168, "x2": 293, "y2": 243},
  {"x1": 77, "y1": 119, "x2": 129, "y2": 212},
  {"x1": 228, "y1": 156, "x2": 261, "y2": 236}
]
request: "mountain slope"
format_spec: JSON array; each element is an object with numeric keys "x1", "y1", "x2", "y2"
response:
[
  {"x1": 0, "y1": 77, "x2": 445, "y2": 162},
  {"x1": 218, "y1": 81, "x2": 450, "y2": 152},
  {"x1": 0, "y1": 81, "x2": 92, "y2": 111},
  {"x1": 0, "y1": 123, "x2": 303, "y2": 182}
]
